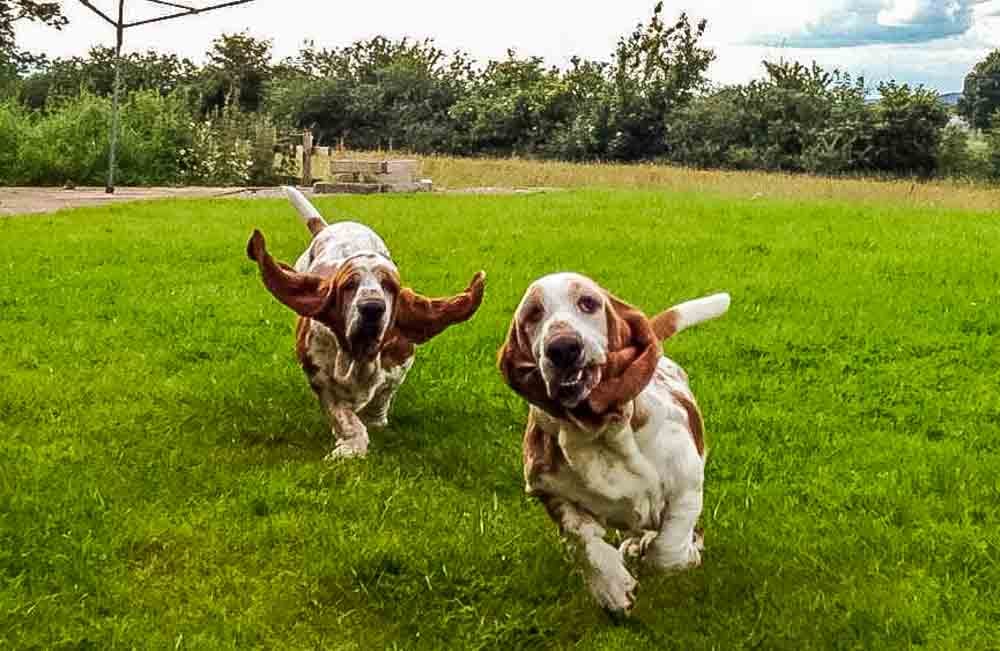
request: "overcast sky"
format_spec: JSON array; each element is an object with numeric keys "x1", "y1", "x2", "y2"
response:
[{"x1": 15, "y1": 0, "x2": 1000, "y2": 92}]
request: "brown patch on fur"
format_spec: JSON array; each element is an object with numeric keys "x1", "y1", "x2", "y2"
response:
[
  {"x1": 630, "y1": 399, "x2": 650, "y2": 430},
  {"x1": 295, "y1": 316, "x2": 323, "y2": 392},
  {"x1": 650, "y1": 308, "x2": 681, "y2": 341},
  {"x1": 306, "y1": 218, "x2": 326, "y2": 236},
  {"x1": 523, "y1": 412, "x2": 564, "y2": 479},
  {"x1": 379, "y1": 333, "x2": 415, "y2": 368},
  {"x1": 670, "y1": 390, "x2": 705, "y2": 457},
  {"x1": 295, "y1": 316, "x2": 312, "y2": 365}
]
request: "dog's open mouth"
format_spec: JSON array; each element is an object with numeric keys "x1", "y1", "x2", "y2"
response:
[
  {"x1": 550, "y1": 364, "x2": 602, "y2": 407},
  {"x1": 348, "y1": 323, "x2": 383, "y2": 358}
]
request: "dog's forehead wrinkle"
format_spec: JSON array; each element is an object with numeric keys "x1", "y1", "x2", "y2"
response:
[{"x1": 529, "y1": 273, "x2": 593, "y2": 309}]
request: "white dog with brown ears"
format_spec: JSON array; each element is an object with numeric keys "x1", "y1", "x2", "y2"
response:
[
  {"x1": 498, "y1": 273, "x2": 729, "y2": 615},
  {"x1": 247, "y1": 187, "x2": 485, "y2": 460}
]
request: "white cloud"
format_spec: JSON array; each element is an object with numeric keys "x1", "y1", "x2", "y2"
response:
[{"x1": 751, "y1": 0, "x2": 996, "y2": 47}]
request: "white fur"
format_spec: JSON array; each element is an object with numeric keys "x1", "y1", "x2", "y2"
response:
[
  {"x1": 670, "y1": 292, "x2": 730, "y2": 333},
  {"x1": 283, "y1": 185, "x2": 326, "y2": 227}
]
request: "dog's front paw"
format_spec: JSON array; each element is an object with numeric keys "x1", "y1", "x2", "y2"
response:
[
  {"x1": 650, "y1": 541, "x2": 702, "y2": 572},
  {"x1": 586, "y1": 544, "x2": 638, "y2": 616},
  {"x1": 365, "y1": 415, "x2": 389, "y2": 429},
  {"x1": 324, "y1": 440, "x2": 368, "y2": 461},
  {"x1": 619, "y1": 531, "x2": 658, "y2": 560}
]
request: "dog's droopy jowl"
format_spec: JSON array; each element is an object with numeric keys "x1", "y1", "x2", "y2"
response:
[
  {"x1": 498, "y1": 273, "x2": 729, "y2": 615},
  {"x1": 248, "y1": 187, "x2": 486, "y2": 460}
]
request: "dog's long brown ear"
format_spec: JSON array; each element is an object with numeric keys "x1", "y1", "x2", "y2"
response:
[
  {"x1": 246, "y1": 229, "x2": 332, "y2": 317},
  {"x1": 392, "y1": 271, "x2": 486, "y2": 345},
  {"x1": 585, "y1": 293, "x2": 661, "y2": 414},
  {"x1": 497, "y1": 312, "x2": 563, "y2": 416}
]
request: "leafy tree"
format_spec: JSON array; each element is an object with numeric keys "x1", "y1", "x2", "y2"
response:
[
  {"x1": 606, "y1": 3, "x2": 715, "y2": 159},
  {"x1": 269, "y1": 37, "x2": 473, "y2": 150},
  {"x1": 20, "y1": 47, "x2": 198, "y2": 109},
  {"x1": 958, "y1": 50, "x2": 1000, "y2": 130},
  {"x1": 0, "y1": 0, "x2": 66, "y2": 68},
  {"x1": 669, "y1": 61, "x2": 871, "y2": 173},
  {"x1": 987, "y1": 110, "x2": 1000, "y2": 178},
  {"x1": 200, "y1": 32, "x2": 273, "y2": 113},
  {"x1": 870, "y1": 81, "x2": 949, "y2": 176},
  {"x1": 450, "y1": 51, "x2": 570, "y2": 154}
]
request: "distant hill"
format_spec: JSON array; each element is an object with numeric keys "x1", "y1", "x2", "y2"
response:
[
  {"x1": 864, "y1": 92, "x2": 963, "y2": 106},
  {"x1": 938, "y1": 92, "x2": 962, "y2": 106}
]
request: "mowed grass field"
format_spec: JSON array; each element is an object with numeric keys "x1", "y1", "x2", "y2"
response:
[{"x1": 2, "y1": 187, "x2": 999, "y2": 649}]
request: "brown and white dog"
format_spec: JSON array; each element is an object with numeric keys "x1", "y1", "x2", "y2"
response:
[
  {"x1": 498, "y1": 273, "x2": 729, "y2": 614},
  {"x1": 247, "y1": 187, "x2": 486, "y2": 460}
]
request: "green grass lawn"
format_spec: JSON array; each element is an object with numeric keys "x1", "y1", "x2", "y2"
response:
[{"x1": 2, "y1": 189, "x2": 999, "y2": 649}]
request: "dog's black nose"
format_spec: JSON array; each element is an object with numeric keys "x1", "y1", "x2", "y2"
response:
[
  {"x1": 545, "y1": 336, "x2": 583, "y2": 368},
  {"x1": 358, "y1": 300, "x2": 386, "y2": 322}
]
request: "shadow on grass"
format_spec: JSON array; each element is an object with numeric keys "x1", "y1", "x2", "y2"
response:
[{"x1": 191, "y1": 373, "x2": 523, "y2": 494}]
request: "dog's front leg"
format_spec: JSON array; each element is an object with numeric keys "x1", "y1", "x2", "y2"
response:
[
  {"x1": 541, "y1": 495, "x2": 637, "y2": 616},
  {"x1": 646, "y1": 484, "x2": 703, "y2": 571},
  {"x1": 322, "y1": 400, "x2": 369, "y2": 460}
]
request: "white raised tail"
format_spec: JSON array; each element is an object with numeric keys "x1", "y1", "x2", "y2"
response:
[
  {"x1": 651, "y1": 293, "x2": 731, "y2": 341},
  {"x1": 282, "y1": 185, "x2": 328, "y2": 236}
]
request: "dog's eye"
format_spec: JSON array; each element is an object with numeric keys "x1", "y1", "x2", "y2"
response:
[
  {"x1": 577, "y1": 295, "x2": 600, "y2": 314},
  {"x1": 341, "y1": 277, "x2": 359, "y2": 292}
]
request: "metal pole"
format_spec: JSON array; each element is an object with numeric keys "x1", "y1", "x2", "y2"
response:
[{"x1": 106, "y1": 0, "x2": 125, "y2": 194}]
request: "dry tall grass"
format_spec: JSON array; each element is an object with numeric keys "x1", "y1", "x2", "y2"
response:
[{"x1": 306, "y1": 150, "x2": 1000, "y2": 212}]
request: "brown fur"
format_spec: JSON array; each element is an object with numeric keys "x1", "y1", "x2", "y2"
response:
[
  {"x1": 306, "y1": 218, "x2": 326, "y2": 236},
  {"x1": 670, "y1": 389, "x2": 705, "y2": 457},
  {"x1": 379, "y1": 333, "x2": 416, "y2": 369},
  {"x1": 295, "y1": 317, "x2": 317, "y2": 371},
  {"x1": 523, "y1": 412, "x2": 564, "y2": 478},
  {"x1": 247, "y1": 230, "x2": 334, "y2": 318},
  {"x1": 248, "y1": 229, "x2": 486, "y2": 365},
  {"x1": 497, "y1": 312, "x2": 565, "y2": 419},
  {"x1": 584, "y1": 293, "x2": 661, "y2": 415},
  {"x1": 390, "y1": 272, "x2": 486, "y2": 345},
  {"x1": 651, "y1": 308, "x2": 682, "y2": 341},
  {"x1": 630, "y1": 399, "x2": 651, "y2": 430}
]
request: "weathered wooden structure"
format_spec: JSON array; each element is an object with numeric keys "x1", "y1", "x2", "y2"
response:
[{"x1": 314, "y1": 159, "x2": 433, "y2": 194}]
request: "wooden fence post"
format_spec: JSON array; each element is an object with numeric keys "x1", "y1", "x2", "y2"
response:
[{"x1": 301, "y1": 129, "x2": 313, "y2": 187}]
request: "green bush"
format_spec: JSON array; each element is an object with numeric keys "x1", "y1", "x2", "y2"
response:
[
  {"x1": 17, "y1": 92, "x2": 110, "y2": 185},
  {"x1": 0, "y1": 101, "x2": 26, "y2": 183},
  {"x1": 116, "y1": 90, "x2": 195, "y2": 184},
  {"x1": 0, "y1": 90, "x2": 281, "y2": 186},
  {"x1": 936, "y1": 122, "x2": 992, "y2": 179},
  {"x1": 869, "y1": 81, "x2": 949, "y2": 176}
]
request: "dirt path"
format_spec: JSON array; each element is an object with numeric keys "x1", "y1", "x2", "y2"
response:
[
  {"x1": 0, "y1": 186, "x2": 301, "y2": 216},
  {"x1": 0, "y1": 186, "x2": 554, "y2": 216}
]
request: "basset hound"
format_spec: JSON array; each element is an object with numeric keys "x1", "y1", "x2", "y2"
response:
[
  {"x1": 498, "y1": 273, "x2": 729, "y2": 615},
  {"x1": 247, "y1": 187, "x2": 485, "y2": 460}
]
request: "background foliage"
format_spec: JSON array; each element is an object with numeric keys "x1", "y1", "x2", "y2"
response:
[{"x1": 2, "y1": 2, "x2": 999, "y2": 185}]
